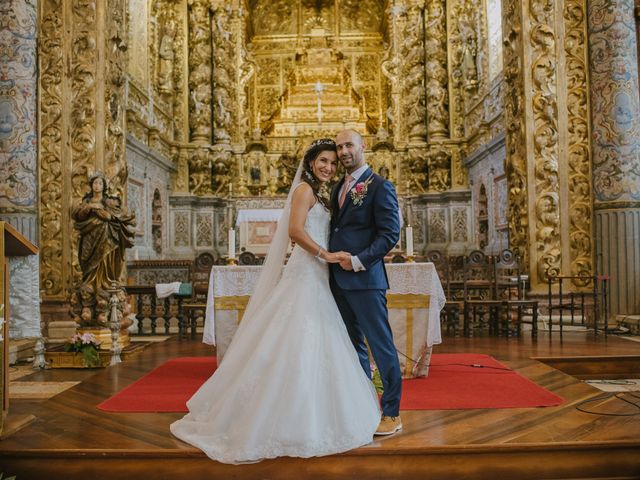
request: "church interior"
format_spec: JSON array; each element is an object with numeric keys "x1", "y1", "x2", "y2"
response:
[{"x1": 0, "y1": 0, "x2": 640, "y2": 478}]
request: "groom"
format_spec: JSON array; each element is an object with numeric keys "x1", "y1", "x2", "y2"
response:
[{"x1": 329, "y1": 129, "x2": 402, "y2": 435}]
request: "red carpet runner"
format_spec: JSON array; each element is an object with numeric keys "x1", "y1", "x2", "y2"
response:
[{"x1": 97, "y1": 353, "x2": 563, "y2": 412}]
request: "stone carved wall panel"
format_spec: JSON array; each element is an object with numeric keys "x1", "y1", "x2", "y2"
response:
[
  {"x1": 173, "y1": 210, "x2": 191, "y2": 248},
  {"x1": 428, "y1": 209, "x2": 447, "y2": 244},
  {"x1": 196, "y1": 212, "x2": 214, "y2": 248},
  {"x1": 452, "y1": 207, "x2": 468, "y2": 243}
]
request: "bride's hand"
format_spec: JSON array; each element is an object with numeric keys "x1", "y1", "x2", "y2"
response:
[{"x1": 324, "y1": 251, "x2": 350, "y2": 263}]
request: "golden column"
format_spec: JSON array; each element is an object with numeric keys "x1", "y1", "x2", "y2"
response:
[
  {"x1": 39, "y1": 0, "x2": 129, "y2": 339},
  {"x1": 188, "y1": 0, "x2": 213, "y2": 144},
  {"x1": 501, "y1": 0, "x2": 594, "y2": 292}
]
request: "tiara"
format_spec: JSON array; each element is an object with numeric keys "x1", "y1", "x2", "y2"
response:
[{"x1": 310, "y1": 138, "x2": 335, "y2": 147}]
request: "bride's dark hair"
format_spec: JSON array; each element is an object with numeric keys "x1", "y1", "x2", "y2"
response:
[{"x1": 301, "y1": 138, "x2": 336, "y2": 210}]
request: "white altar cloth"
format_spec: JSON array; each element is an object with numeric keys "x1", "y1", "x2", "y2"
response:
[{"x1": 203, "y1": 262, "x2": 445, "y2": 377}]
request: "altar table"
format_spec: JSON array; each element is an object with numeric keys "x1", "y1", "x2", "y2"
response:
[{"x1": 203, "y1": 262, "x2": 445, "y2": 378}]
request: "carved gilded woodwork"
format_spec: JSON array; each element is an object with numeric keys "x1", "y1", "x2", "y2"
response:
[
  {"x1": 173, "y1": 147, "x2": 190, "y2": 193},
  {"x1": 529, "y1": 0, "x2": 561, "y2": 281},
  {"x1": 104, "y1": 0, "x2": 128, "y2": 198},
  {"x1": 502, "y1": 0, "x2": 530, "y2": 271},
  {"x1": 39, "y1": 0, "x2": 65, "y2": 297},
  {"x1": 39, "y1": 0, "x2": 131, "y2": 305},
  {"x1": 427, "y1": 148, "x2": 452, "y2": 191},
  {"x1": 446, "y1": 0, "x2": 466, "y2": 138},
  {"x1": 563, "y1": 0, "x2": 593, "y2": 285},
  {"x1": 381, "y1": 2, "x2": 406, "y2": 146},
  {"x1": 188, "y1": 0, "x2": 212, "y2": 142},
  {"x1": 188, "y1": 147, "x2": 212, "y2": 195},
  {"x1": 403, "y1": 1, "x2": 427, "y2": 143},
  {"x1": 424, "y1": 0, "x2": 449, "y2": 139},
  {"x1": 211, "y1": 2, "x2": 234, "y2": 145}
]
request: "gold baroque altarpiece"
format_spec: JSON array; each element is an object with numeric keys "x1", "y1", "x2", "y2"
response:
[{"x1": 37, "y1": 0, "x2": 596, "y2": 309}]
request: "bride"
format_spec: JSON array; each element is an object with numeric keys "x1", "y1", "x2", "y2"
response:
[{"x1": 170, "y1": 139, "x2": 381, "y2": 464}]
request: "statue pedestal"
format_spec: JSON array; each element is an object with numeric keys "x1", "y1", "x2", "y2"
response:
[{"x1": 78, "y1": 327, "x2": 130, "y2": 351}]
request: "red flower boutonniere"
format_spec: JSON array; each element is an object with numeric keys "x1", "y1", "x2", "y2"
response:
[{"x1": 349, "y1": 175, "x2": 374, "y2": 206}]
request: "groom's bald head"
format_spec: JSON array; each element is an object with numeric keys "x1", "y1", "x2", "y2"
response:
[{"x1": 336, "y1": 129, "x2": 366, "y2": 173}]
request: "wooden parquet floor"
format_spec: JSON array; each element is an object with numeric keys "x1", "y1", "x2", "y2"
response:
[{"x1": 1, "y1": 332, "x2": 639, "y2": 480}]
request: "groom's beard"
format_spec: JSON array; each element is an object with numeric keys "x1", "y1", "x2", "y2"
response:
[{"x1": 340, "y1": 153, "x2": 363, "y2": 173}]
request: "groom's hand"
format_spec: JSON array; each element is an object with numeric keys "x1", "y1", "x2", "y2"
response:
[{"x1": 339, "y1": 256, "x2": 353, "y2": 271}]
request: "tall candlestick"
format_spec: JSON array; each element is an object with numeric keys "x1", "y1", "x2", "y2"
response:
[
  {"x1": 406, "y1": 225, "x2": 414, "y2": 257},
  {"x1": 228, "y1": 228, "x2": 236, "y2": 259}
]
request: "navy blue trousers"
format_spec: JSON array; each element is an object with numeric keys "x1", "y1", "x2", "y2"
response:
[{"x1": 330, "y1": 283, "x2": 402, "y2": 417}]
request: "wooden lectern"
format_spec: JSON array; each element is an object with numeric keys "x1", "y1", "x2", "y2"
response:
[{"x1": 0, "y1": 222, "x2": 38, "y2": 439}]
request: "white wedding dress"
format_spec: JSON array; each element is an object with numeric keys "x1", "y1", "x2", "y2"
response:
[{"x1": 170, "y1": 201, "x2": 381, "y2": 464}]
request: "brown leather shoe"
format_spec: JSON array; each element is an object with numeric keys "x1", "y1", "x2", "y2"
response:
[{"x1": 375, "y1": 415, "x2": 402, "y2": 435}]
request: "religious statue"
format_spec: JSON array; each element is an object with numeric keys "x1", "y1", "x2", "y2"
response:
[
  {"x1": 157, "y1": 15, "x2": 176, "y2": 94},
  {"x1": 69, "y1": 172, "x2": 135, "y2": 327}
]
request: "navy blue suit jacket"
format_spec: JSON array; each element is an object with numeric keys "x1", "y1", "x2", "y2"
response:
[{"x1": 329, "y1": 167, "x2": 400, "y2": 290}]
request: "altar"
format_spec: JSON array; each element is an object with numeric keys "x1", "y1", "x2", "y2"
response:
[{"x1": 203, "y1": 262, "x2": 445, "y2": 378}]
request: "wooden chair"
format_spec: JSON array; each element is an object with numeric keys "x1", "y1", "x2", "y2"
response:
[
  {"x1": 238, "y1": 250, "x2": 258, "y2": 265},
  {"x1": 462, "y1": 250, "x2": 501, "y2": 336},
  {"x1": 494, "y1": 249, "x2": 538, "y2": 336},
  {"x1": 181, "y1": 252, "x2": 215, "y2": 338},
  {"x1": 391, "y1": 253, "x2": 407, "y2": 263},
  {"x1": 427, "y1": 250, "x2": 462, "y2": 336}
]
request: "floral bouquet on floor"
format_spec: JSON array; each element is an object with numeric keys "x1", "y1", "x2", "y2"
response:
[{"x1": 64, "y1": 332, "x2": 102, "y2": 367}]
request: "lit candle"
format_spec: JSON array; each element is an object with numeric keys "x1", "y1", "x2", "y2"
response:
[
  {"x1": 228, "y1": 228, "x2": 236, "y2": 259},
  {"x1": 406, "y1": 225, "x2": 414, "y2": 257}
]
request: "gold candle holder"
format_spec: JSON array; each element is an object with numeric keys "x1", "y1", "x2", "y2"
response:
[
  {"x1": 406, "y1": 255, "x2": 415, "y2": 263},
  {"x1": 227, "y1": 257, "x2": 238, "y2": 265}
]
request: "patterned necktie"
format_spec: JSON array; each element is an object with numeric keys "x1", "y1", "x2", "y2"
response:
[{"x1": 338, "y1": 174, "x2": 354, "y2": 209}]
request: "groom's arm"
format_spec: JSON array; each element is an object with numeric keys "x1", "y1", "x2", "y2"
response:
[{"x1": 354, "y1": 180, "x2": 400, "y2": 270}]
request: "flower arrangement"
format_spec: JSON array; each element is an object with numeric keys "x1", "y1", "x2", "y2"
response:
[
  {"x1": 349, "y1": 175, "x2": 374, "y2": 207},
  {"x1": 64, "y1": 332, "x2": 102, "y2": 367}
]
